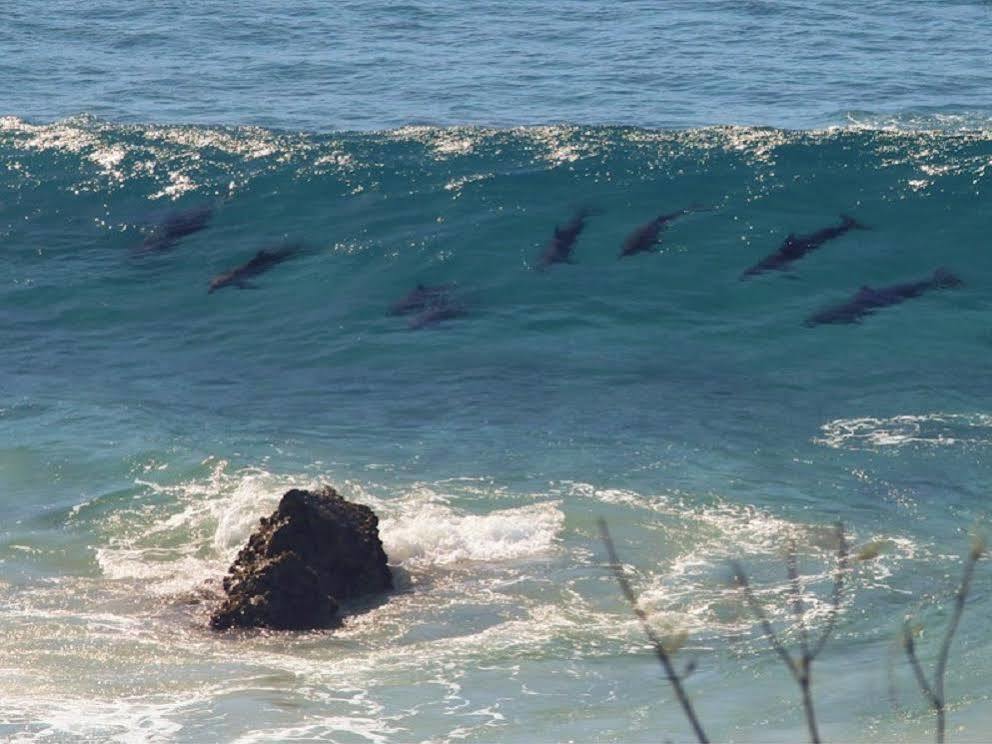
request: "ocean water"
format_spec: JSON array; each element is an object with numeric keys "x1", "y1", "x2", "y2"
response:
[{"x1": 3, "y1": 3, "x2": 992, "y2": 743}]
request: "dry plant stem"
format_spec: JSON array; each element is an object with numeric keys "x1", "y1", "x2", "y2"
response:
[
  {"x1": 902, "y1": 547, "x2": 980, "y2": 744},
  {"x1": 903, "y1": 629, "x2": 938, "y2": 709},
  {"x1": 598, "y1": 519, "x2": 710, "y2": 744},
  {"x1": 787, "y1": 541, "x2": 809, "y2": 657},
  {"x1": 733, "y1": 523, "x2": 847, "y2": 744}
]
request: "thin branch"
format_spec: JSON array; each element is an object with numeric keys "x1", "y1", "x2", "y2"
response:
[
  {"x1": 733, "y1": 524, "x2": 847, "y2": 744},
  {"x1": 799, "y1": 676, "x2": 819, "y2": 744},
  {"x1": 934, "y1": 548, "x2": 978, "y2": 704},
  {"x1": 902, "y1": 542, "x2": 982, "y2": 744},
  {"x1": 809, "y1": 523, "x2": 847, "y2": 661},
  {"x1": 731, "y1": 562, "x2": 799, "y2": 682},
  {"x1": 787, "y1": 539, "x2": 809, "y2": 659},
  {"x1": 902, "y1": 624, "x2": 939, "y2": 709},
  {"x1": 599, "y1": 519, "x2": 710, "y2": 744}
]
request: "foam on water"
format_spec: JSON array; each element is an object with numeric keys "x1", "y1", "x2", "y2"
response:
[
  {"x1": 817, "y1": 413, "x2": 992, "y2": 450},
  {"x1": 94, "y1": 461, "x2": 566, "y2": 599},
  {"x1": 88, "y1": 462, "x2": 926, "y2": 651},
  {"x1": 560, "y1": 481, "x2": 925, "y2": 640},
  {"x1": 4, "y1": 116, "x2": 989, "y2": 209},
  {"x1": 379, "y1": 496, "x2": 564, "y2": 568},
  {"x1": 0, "y1": 457, "x2": 974, "y2": 742},
  {"x1": 4, "y1": 696, "x2": 189, "y2": 744}
]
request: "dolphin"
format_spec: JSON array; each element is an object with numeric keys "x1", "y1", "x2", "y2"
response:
[
  {"x1": 208, "y1": 244, "x2": 300, "y2": 293},
  {"x1": 388, "y1": 283, "x2": 454, "y2": 316},
  {"x1": 136, "y1": 204, "x2": 214, "y2": 253},
  {"x1": 741, "y1": 214, "x2": 866, "y2": 278},
  {"x1": 618, "y1": 206, "x2": 705, "y2": 259},
  {"x1": 407, "y1": 297, "x2": 468, "y2": 330},
  {"x1": 805, "y1": 268, "x2": 963, "y2": 326},
  {"x1": 537, "y1": 208, "x2": 593, "y2": 269}
]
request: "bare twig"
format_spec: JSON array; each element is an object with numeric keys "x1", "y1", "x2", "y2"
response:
[
  {"x1": 902, "y1": 538, "x2": 983, "y2": 743},
  {"x1": 903, "y1": 624, "x2": 939, "y2": 709},
  {"x1": 787, "y1": 540, "x2": 809, "y2": 659},
  {"x1": 598, "y1": 518, "x2": 710, "y2": 744},
  {"x1": 809, "y1": 526, "x2": 848, "y2": 660},
  {"x1": 888, "y1": 629, "x2": 918, "y2": 717},
  {"x1": 732, "y1": 522, "x2": 847, "y2": 743},
  {"x1": 732, "y1": 566, "x2": 799, "y2": 680}
]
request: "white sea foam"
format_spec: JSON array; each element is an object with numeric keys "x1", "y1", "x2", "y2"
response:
[
  {"x1": 444, "y1": 172, "x2": 492, "y2": 193},
  {"x1": 516, "y1": 125, "x2": 598, "y2": 165},
  {"x1": 96, "y1": 463, "x2": 304, "y2": 595},
  {"x1": 142, "y1": 124, "x2": 289, "y2": 161},
  {"x1": 95, "y1": 462, "x2": 564, "y2": 597},
  {"x1": 560, "y1": 480, "x2": 923, "y2": 638},
  {"x1": 148, "y1": 170, "x2": 197, "y2": 200},
  {"x1": 0, "y1": 116, "x2": 359, "y2": 204},
  {"x1": 816, "y1": 412, "x2": 992, "y2": 449},
  {"x1": 3, "y1": 695, "x2": 188, "y2": 743},
  {"x1": 391, "y1": 125, "x2": 480, "y2": 158},
  {"x1": 840, "y1": 110, "x2": 992, "y2": 135},
  {"x1": 5, "y1": 462, "x2": 942, "y2": 743},
  {"x1": 380, "y1": 498, "x2": 563, "y2": 569}
]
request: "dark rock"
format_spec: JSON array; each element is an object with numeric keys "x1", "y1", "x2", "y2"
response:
[{"x1": 210, "y1": 486, "x2": 392, "y2": 630}]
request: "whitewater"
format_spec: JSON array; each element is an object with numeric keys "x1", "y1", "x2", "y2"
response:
[{"x1": 3, "y1": 1, "x2": 992, "y2": 742}]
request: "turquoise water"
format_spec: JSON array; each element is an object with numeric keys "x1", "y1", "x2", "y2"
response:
[{"x1": 3, "y1": 3, "x2": 992, "y2": 742}]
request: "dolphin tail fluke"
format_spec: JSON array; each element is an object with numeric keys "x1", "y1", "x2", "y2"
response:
[
  {"x1": 687, "y1": 202, "x2": 717, "y2": 214},
  {"x1": 933, "y1": 267, "x2": 963, "y2": 289}
]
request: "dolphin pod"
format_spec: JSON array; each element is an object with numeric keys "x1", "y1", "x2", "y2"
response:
[
  {"x1": 387, "y1": 207, "x2": 964, "y2": 330},
  {"x1": 805, "y1": 268, "x2": 963, "y2": 326},
  {"x1": 181, "y1": 195, "x2": 959, "y2": 332},
  {"x1": 208, "y1": 244, "x2": 301, "y2": 293},
  {"x1": 741, "y1": 214, "x2": 866, "y2": 278}
]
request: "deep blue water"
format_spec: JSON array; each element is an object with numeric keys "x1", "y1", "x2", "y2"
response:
[
  {"x1": 2, "y1": 3, "x2": 992, "y2": 742},
  {"x1": 4, "y1": 1, "x2": 992, "y2": 131}
]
